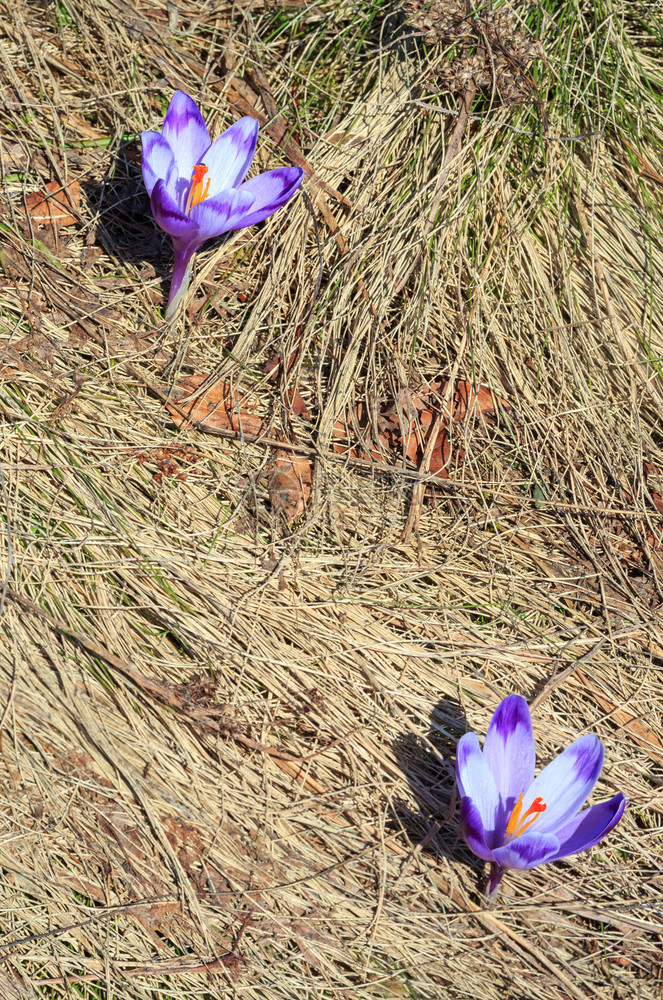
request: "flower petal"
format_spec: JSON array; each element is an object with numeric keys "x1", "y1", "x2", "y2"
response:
[
  {"x1": 189, "y1": 189, "x2": 256, "y2": 240},
  {"x1": 525, "y1": 734, "x2": 605, "y2": 834},
  {"x1": 141, "y1": 131, "x2": 175, "y2": 197},
  {"x1": 550, "y1": 793, "x2": 626, "y2": 862},
  {"x1": 456, "y1": 732, "x2": 499, "y2": 843},
  {"x1": 483, "y1": 695, "x2": 535, "y2": 837},
  {"x1": 460, "y1": 797, "x2": 495, "y2": 862},
  {"x1": 161, "y1": 90, "x2": 211, "y2": 183},
  {"x1": 492, "y1": 830, "x2": 560, "y2": 870},
  {"x1": 150, "y1": 179, "x2": 196, "y2": 239},
  {"x1": 236, "y1": 166, "x2": 304, "y2": 229},
  {"x1": 201, "y1": 117, "x2": 259, "y2": 197}
]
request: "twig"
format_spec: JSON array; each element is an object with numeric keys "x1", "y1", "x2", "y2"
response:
[
  {"x1": 30, "y1": 938, "x2": 251, "y2": 987},
  {"x1": 401, "y1": 411, "x2": 444, "y2": 544},
  {"x1": 0, "y1": 459, "x2": 13, "y2": 616}
]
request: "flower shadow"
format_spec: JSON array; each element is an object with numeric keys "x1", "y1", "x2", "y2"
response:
[
  {"x1": 80, "y1": 140, "x2": 172, "y2": 304},
  {"x1": 391, "y1": 696, "x2": 483, "y2": 883}
]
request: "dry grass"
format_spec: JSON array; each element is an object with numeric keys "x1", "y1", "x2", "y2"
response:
[{"x1": 0, "y1": 0, "x2": 662, "y2": 997}]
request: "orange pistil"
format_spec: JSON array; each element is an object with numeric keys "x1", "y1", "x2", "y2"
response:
[
  {"x1": 505, "y1": 793, "x2": 547, "y2": 839},
  {"x1": 186, "y1": 164, "x2": 211, "y2": 213}
]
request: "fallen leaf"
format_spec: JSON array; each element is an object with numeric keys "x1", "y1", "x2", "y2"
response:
[
  {"x1": 166, "y1": 372, "x2": 508, "y2": 520},
  {"x1": 168, "y1": 373, "x2": 312, "y2": 523},
  {"x1": 167, "y1": 373, "x2": 267, "y2": 437},
  {"x1": 331, "y1": 376, "x2": 509, "y2": 476},
  {"x1": 441, "y1": 377, "x2": 507, "y2": 422},
  {"x1": 0, "y1": 345, "x2": 47, "y2": 382},
  {"x1": 263, "y1": 354, "x2": 282, "y2": 375},
  {"x1": 22, "y1": 179, "x2": 80, "y2": 230},
  {"x1": 642, "y1": 461, "x2": 663, "y2": 516},
  {"x1": 0, "y1": 140, "x2": 30, "y2": 178},
  {"x1": 81, "y1": 246, "x2": 103, "y2": 271},
  {"x1": 130, "y1": 902, "x2": 182, "y2": 952},
  {"x1": 263, "y1": 351, "x2": 312, "y2": 419},
  {"x1": 270, "y1": 450, "x2": 312, "y2": 522},
  {"x1": 13, "y1": 330, "x2": 54, "y2": 366},
  {"x1": 135, "y1": 445, "x2": 199, "y2": 483},
  {"x1": 284, "y1": 387, "x2": 311, "y2": 419}
]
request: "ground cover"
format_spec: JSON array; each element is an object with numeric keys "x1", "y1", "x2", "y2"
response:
[{"x1": 0, "y1": 1, "x2": 662, "y2": 997}]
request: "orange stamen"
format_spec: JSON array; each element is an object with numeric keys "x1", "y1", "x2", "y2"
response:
[
  {"x1": 505, "y1": 793, "x2": 524, "y2": 836},
  {"x1": 505, "y1": 794, "x2": 547, "y2": 839},
  {"x1": 186, "y1": 164, "x2": 211, "y2": 213}
]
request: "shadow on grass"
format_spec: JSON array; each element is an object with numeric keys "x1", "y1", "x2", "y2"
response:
[
  {"x1": 391, "y1": 696, "x2": 485, "y2": 887},
  {"x1": 80, "y1": 139, "x2": 172, "y2": 301}
]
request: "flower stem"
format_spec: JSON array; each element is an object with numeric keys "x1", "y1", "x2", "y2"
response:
[
  {"x1": 165, "y1": 242, "x2": 196, "y2": 322},
  {"x1": 485, "y1": 864, "x2": 504, "y2": 903}
]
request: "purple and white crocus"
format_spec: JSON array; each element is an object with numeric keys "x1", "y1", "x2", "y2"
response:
[
  {"x1": 456, "y1": 694, "x2": 626, "y2": 898},
  {"x1": 141, "y1": 91, "x2": 304, "y2": 319}
]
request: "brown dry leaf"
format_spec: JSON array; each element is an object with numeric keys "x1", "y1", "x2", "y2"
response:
[
  {"x1": 642, "y1": 461, "x2": 663, "y2": 516},
  {"x1": 130, "y1": 902, "x2": 182, "y2": 953},
  {"x1": 80, "y1": 245, "x2": 103, "y2": 270},
  {"x1": 263, "y1": 352, "x2": 312, "y2": 419},
  {"x1": 169, "y1": 370, "x2": 505, "y2": 521},
  {"x1": 135, "y1": 445, "x2": 199, "y2": 484},
  {"x1": 429, "y1": 378, "x2": 509, "y2": 473},
  {"x1": 22, "y1": 179, "x2": 80, "y2": 230},
  {"x1": 0, "y1": 140, "x2": 31, "y2": 178},
  {"x1": 13, "y1": 330, "x2": 55, "y2": 366},
  {"x1": 284, "y1": 387, "x2": 312, "y2": 419},
  {"x1": 0, "y1": 345, "x2": 45, "y2": 382},
  {"x1": 330, "y1": 414, "x2": 384, "y2": 465},
  {"x1": 331, "y1": 376, "x2": 509, "y2": 477},
  {"x1": 168, "y1": 373, "x2": 312, "y2": 522},
  {"x1": 167, "y1": 373, "x2": 267, "y2": 437},
  {"x1": 438, "y1": 377, "x2": 508, "y2": 423},
  {"x1": 270, "y1": 450, "x2": 312, "y2": 523}
]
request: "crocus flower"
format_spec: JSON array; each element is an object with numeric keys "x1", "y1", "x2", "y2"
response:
[
  {"x1": 141, "y1": 91, "x2": 304, "y2": 319},
  {"x1": 456, "y1": 694, "x2": 626, "y2": 898}
]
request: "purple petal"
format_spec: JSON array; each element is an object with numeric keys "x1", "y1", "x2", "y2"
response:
[
  {"x1": 460, "y1": 797, "x2": 495, "y2": 862},
  {"x1": 525, "y1": 734, "x2": 605, "y2": 834},
  {"x1": 455, "y1": 732, "x2": 499, "y2": 841},
  {"x1": 141, "y1": 131, "x2": 175, "y2": 197},
  {"x1": 550, "y1": 793, "x2": 626, "y2": 862},
  {"x1": 201, "y1": 117, "x2": 259, "y2": 197},
  {"x1": 161, "y1": 91, "x2": 211, "y2": 184},
  {"x1": 483, "y1": 695, "x2": 535, "y2": 837},
  {"x1": 236, "y1": 166, "x2": 304, "y2": 229},
  {"x1": 493, "y1": 830, "x2": 560, "y2": 870},
  {"x1": 189, "y1": 189, "x2": 256, "y2": 240},
  {"x1": 150, "y1": 179, "x2": 196, "y2": 239}
]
